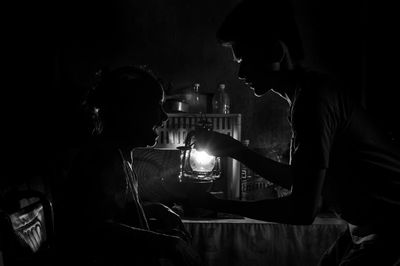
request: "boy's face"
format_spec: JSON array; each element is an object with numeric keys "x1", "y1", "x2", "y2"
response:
[
  {"x1": 130, "y1": 85, "x2": 168, "y2": 148},
  {"x1": 109, "y1": 82, "x2": 168, "y2": 149},
  {"x1": 228, "y1": 40, "x2": 284, "y2": 97}
]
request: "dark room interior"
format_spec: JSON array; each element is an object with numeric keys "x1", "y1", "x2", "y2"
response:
[{"x1": 1, "y1": 0, "x2": 400, "y2": 265}]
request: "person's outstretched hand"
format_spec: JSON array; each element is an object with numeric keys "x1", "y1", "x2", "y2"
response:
[{"x1": 194, "y1": 130, "x2": 244, "y2": 158}]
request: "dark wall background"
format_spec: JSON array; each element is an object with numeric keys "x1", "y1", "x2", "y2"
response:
[
  {"x1": 5, "y1": 0, "x2": 397, "y2": 188},
  {"x1": 51, "y1": 0, "x2": 366, "y2": 155}
]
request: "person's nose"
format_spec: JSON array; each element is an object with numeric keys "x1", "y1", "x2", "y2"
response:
[{"x1": 160, "y1": 105, "x2": 168, "y2": 125}]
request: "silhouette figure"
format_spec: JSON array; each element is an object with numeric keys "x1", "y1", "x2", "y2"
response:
[
  {"x1": 187, "y1": 1, "x2": 400, "y2": 265},
  {"x1": 56, "y1": 66, "x2": 202, "y2": 266}
]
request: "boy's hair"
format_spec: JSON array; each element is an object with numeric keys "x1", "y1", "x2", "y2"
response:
[
  {"x1": 216, "y1": 0, "x2": 304, "y2": 61},
  {"x1": 83, "y1": 65, "x2": 163, "y2": 135},
  {"x1": 86, "y1": 65, "x2": 162, "y2": 109}
]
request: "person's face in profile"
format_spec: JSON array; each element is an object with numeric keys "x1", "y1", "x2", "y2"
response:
[
  {"x1": 111, "y1": 81, "x2": 168, "y2": 149},
  {"x1": 228, "y1": 40, "x2": 284, "y2": 97}
]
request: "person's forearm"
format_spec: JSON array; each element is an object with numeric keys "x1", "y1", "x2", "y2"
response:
[{"x1": 232, "y1": 147, "x2": 293, "y2": 189}]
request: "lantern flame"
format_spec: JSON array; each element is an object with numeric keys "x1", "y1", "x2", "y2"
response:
[{"x1": 189, "y1": 149, "x2": 216, "y2": 172}]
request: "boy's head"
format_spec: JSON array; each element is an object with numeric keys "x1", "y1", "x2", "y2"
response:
[
  {"x1": 217, "y1": 0, "x2": 303, "y2": 62},
  {"x1": 217, "y1": 0, "x2": 303, "y2": 96},
  {"x1": 85, "y1": 65, "x2": 168, "y2": 148}
]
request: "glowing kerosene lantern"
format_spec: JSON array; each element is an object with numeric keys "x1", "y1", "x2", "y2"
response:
[{"x1": 177, "y1": 119, "x2": 221, "y2": 185}]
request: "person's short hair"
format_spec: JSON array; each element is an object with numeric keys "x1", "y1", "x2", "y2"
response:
[
  {"x1": 87, "y1": 65, "x2": 162, "y2": 110},
  {"x1": 216, "y1": 0, "x2": 304, "y2": 61},
  {"x1": 83, "y1": 65, "x2": 163, "y2": 134}
]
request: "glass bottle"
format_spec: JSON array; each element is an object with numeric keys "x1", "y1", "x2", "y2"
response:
[
  {"x1": 212, "y1": 83, "x2": 230, "y2": 114},
  {"x1": 190, "y1": 83, "x2": 201, "y2": 113}
]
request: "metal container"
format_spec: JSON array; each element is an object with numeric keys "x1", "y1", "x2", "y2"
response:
[{"x1": 164, "y1": 99, "x2": 189, "y2": 113}]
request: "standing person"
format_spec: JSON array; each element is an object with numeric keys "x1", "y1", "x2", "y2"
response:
[
  {"x1": 187, "y1": 0, "x2": 400, "y2": 265},
  {"x1": 56, "y1": 65, "x2": 202, "y2": 266}
]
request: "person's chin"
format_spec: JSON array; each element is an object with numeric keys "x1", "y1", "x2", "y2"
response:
[
  {"x1": 145, "y1": 141, "x2": 157, "y2": 148},
  {"x1": 128, "y1": 136, "x2": 157, "y2": 149},
  {"x1": 253, "y1": 87, "x2": 269, "y2": 97},
  {"x1": 246, "y1": 82, "x2": 269, "y2": 97},
  {"x1": 145, "y1": 135, "x2": 159, "y2": 148}
]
